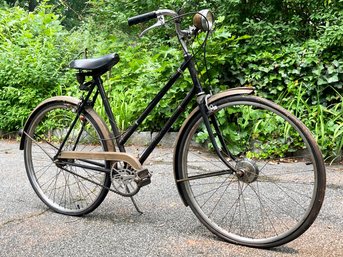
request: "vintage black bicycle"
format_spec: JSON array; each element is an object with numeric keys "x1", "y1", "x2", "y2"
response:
[{"x1": 20, "y1": 9, "x2": 326, "y2": 248}]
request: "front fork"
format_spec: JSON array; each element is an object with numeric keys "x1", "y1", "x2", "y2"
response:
[{"x1": 197, "y1": 93, "x2": 238, "y2": 173}]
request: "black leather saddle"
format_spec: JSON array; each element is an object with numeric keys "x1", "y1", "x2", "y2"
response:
[{"x1": 69, "y1": 53, "x2": 120, "y2": 76}]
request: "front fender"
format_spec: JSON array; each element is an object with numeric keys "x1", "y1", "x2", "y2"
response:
[
  {"x1": 19, "y1": 96, "x2": 81, "y2": 150},
  {"x1": 173, "y1": 87, "x2": 254, "y2": 206}
]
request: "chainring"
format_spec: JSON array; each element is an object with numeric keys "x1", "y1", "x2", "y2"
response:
[
  {"x1": 110, "y1": 162, "x2": 152, "y2": 197},
  {"x1": 110, "y1": 162, "x2": 140, "y2": 197}
]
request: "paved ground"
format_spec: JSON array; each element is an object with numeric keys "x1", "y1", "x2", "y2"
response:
[{"x1": 0, "y1": 140, "x2": 342, "y2": 257}]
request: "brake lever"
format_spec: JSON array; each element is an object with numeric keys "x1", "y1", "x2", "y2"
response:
[{"x1": 139, "y1": 15, "x2": 165, "y2": 37}]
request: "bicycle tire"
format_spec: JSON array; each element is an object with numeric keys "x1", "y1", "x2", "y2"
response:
[
  {"x1": 175, "y1": 95, "x2": 326, "y2": 248},
  {"x1": 23, "y1": 98, "x2": 113, "y2": 216}
]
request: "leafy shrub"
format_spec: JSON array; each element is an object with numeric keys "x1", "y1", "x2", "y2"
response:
[
  {"x1": 98, "y1": 38, "x2": 194, "y2": 132},
  {"x1": 0, "y1": 1, "x2": 341, "y2": 160},
  {"x1": 198, "y1": 17, "x2": 343, "y2": 159},
  {"x1": 0, "y1": 6, "x2": 76, "y2": 132}
]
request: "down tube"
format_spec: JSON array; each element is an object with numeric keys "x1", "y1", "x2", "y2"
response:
[
  {"x1": 119, "y1": 58, "x2": 192, "y2": 146},
  {"x1": 139, "y1": 87, "x2": 196, "y2": 164}
]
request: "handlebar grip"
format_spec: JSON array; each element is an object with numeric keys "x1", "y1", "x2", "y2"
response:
[{"x1": 128, "y1": 11, "x2": 157, "y2": 26}]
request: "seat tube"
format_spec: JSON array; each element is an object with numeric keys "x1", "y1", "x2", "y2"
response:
[{"x1": 95, "y1": 76, "x2": 125, "y2": 152}]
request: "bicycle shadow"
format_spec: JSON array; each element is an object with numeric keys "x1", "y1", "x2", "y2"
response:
[
  {"x1": 267, "y1": 245, "x2": 299, "y2": 254},
  {"x1": 209, "y1": 233, "x2": 300, "y2": 255}
]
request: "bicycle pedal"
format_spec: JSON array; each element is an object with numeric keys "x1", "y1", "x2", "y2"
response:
[{"x1": 135, "y1": 169, "x2": 152, "y2": 188}]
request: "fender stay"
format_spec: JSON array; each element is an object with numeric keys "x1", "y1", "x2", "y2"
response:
[
  {"x1": 19, "y1": 96, "x2": 115, "y2": 153},
  {"x1": 173, "y1": 87, "x2": 254, "y2": 206}
]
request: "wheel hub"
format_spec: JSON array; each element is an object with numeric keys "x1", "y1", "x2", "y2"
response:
[{"x1": 235, "y1": 159, "x2": 259, "y2": 184}]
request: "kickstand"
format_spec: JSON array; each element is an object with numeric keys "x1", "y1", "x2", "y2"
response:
[{"x1": 130, "y1": 196, "x2": 143, "y2": 215}]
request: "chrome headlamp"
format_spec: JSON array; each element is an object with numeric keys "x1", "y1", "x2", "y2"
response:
[{"x1": 193, "y1": 9, "x2": 214, "y2": 31}]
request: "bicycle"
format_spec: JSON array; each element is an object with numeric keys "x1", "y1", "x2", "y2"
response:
[{"x1": 19, "y1": 9, "x2": 326, "y2": 248}]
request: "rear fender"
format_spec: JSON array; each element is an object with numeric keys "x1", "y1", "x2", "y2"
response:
[{"x1": 19, "y1": 96, "x2": 115, "y2": 152}]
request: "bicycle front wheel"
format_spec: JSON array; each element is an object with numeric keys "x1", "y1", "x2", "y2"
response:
[
  {"x1": 175, "y1": 95, "x2": 326, "y2": 248},
  {"x1": 23, "y1": 99, "x2": 113, "y2": 216}
]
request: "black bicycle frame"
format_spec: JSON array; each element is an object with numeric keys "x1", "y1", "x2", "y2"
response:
[
  {"x1": 57, "y1": 52, "x2": 234, "y2": 171},
  {"x1": 97, "y1": 54, "x2": 203, "y2": 164}
]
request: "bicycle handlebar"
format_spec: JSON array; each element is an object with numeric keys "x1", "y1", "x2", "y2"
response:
[
  {"x1": 128, "y1": 11, "x2": 158, "y2": 26},
  {"x1": 127, "y1": 9, "x2": 211, "y2": 53}
]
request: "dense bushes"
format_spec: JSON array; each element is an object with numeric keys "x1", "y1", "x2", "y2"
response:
[
  {"x1": 0, "y1": 1, "x2": 342, "y2": 160},
  {"x1": 0, "y1": 6, "x2": 77, "y2": 132},
  {"x1": 202, "y1": 25, "x2": 343, "y2": 160}
]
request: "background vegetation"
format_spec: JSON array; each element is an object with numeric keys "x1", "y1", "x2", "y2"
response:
[{"x1": 0, "y1": 0, "x2": 342, "y2": 161}]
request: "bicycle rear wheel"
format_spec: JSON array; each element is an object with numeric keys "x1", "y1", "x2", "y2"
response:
[
  {"x1": 175, "y1": 95, "x2": 326, "y2": 248},
  {"x1": 23, "y1": 99, "x2": 113, "y2": 216}
]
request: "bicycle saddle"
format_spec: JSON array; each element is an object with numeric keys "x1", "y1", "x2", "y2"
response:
[{"x1": 69, "y1": 53, "x2": 120, "y2": 74}]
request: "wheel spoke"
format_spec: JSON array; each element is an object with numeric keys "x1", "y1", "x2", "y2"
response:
[
  {"x1": 177, "y1": 169, "x2": 233, "y2": 182},
  {"x1": 24, "y1": 101, "x2": 111, "y2": 215},
  {"x1": 178, "y1": 95, "x2": 325, "y2": 248}
]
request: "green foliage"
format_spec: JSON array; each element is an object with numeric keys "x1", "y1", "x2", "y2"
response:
[
  {"x1": 198, "y1": 11, "x2": 343, "y2": 160},
  {"x1": 102, "y1": 39, "x2": 192, "y2": 132},
  {"x1": 0, "y1": 1, "x2": 342, "y2": 160},
  {"x1": 1, "y1": 0, "x2": 89, "y2": 28},
  {"x1": 0, "y1": 5, "x2": 76, "y2": 131},
  {"x1": 86, "y1": 0, "x2": 184, "y2": 33}
]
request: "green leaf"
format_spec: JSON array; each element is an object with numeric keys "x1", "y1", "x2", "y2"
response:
[{"x1": 327, "y1": 74, "x2": 339, "y2": 83}]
